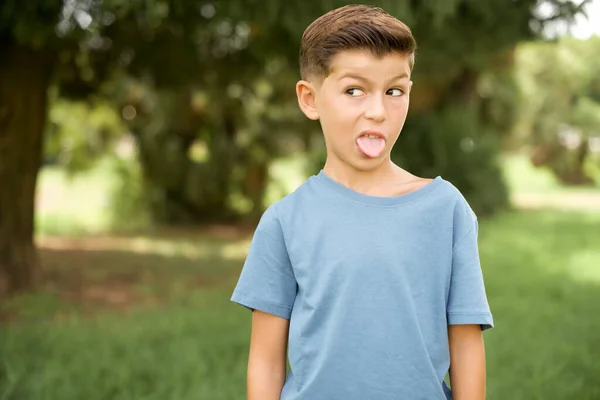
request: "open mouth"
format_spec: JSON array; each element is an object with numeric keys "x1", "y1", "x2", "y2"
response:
[{"x1": 356, "y1": 132, "x2": 386, "y2": 158}]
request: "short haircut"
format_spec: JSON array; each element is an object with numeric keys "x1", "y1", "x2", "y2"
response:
[{"x1": 299, "y1": 4, "x2": 417, "y2": 81}]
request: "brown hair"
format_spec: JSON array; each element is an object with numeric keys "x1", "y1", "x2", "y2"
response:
[{"x1": 300, "y1": 4, "x2": 417, "y2": 80}]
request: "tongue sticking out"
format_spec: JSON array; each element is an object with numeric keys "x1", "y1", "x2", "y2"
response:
[{"x1": 356, "y1": 136, "x2": 386, "y2": 158}]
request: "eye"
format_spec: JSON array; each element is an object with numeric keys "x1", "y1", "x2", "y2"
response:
[
  {"x1": 345, "y1": 88, "x2": 365, "y2": 97},
  {"x1": 387, "y1": 88, "x2": 404, "y2": 97}
]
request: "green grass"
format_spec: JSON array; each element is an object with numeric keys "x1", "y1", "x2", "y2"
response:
[
  {"x1": 480, "y1": 210, "x2": 600, "y2": 399},
  {"x1": 3, "y1": 210, "x2": 600, "y2": 399},
  {"x1": 1, "y1": 289, "x2": 250, "y2": 400},
  {"x1": 3, "y1": 154, "x2": 598, "y2": 399}
]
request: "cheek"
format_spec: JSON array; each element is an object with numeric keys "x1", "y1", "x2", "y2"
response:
[
  {"x1": 390, "y1": 97, "x2": 409, "y2": 111},
  {"x1": 338, "y1": 100, "x2": 367, "y2": 127},
  {"x1": 388, "y1": 99, "x2": 410, "y2": 119},
  {"x1": 334, "y1": 104, "x2": 357, "y2": 122},
  {"x1": 322, "y1": 97, "x2": 357, "y2": 126}
]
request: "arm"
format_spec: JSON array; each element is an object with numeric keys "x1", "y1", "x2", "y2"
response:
[
  {"x1": 448, "y1": 324, "x2": 487, "y2": 400},
  {"x1": 247, "y1": 310, "x2": 290, "y2": 400}
]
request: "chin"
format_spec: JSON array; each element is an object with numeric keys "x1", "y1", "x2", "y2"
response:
[
  {"x1": 348, "y1": 156, "x2": 387, "y2": 172},
  {"x1": 329, "y1": 148, "x2": 389, "y2": 172}
]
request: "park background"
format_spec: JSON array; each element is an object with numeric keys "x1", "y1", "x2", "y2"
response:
[{"x1": 1, "y1": 1, "x2": 600, "y2": 399}]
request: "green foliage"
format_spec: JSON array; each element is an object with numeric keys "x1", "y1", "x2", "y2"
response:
[
  {"x1": 98, "y1": 53, "x2": 313, "y2": 224},
  {"x1": 223, "y1": 0, "x2": 585, "y2": 217},
  {"x1": 3, "y1": 0, "x2": 592, "y2": 225},
  {"x1": 513, "y1": 36, "x2": 600, "y2": 184},
  {"x1": 396, "y1": 106, "x2": 509, "y2": 216},
  {"x1": 106, "y1": 156, "x2": 153, "y2": 232},
  {"x1": 478, "y1": 67, "x2": 523, "y2": 146},
  {"x1": 0, "y1": 1, "x2": 63, "y2": 48},
  {"x1": 45, "y1": 96, "x2": 125, "y2": 174},
  {"x1": 571, "y1": 95, "x2": 600, "y2": 133}
]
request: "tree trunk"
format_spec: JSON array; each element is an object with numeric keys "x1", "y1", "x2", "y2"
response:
[{"x1": 0, "y1": 40, "x2": 55, "y2": 295}]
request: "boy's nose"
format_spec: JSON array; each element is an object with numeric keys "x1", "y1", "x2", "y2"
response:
[{"x1": 363, "y1": 96, "x2": 386, "y2": 122}]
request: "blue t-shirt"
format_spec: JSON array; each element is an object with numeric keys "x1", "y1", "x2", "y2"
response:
[{"x1": 231, "y1": 170, "x2": 494, "y2": 400}]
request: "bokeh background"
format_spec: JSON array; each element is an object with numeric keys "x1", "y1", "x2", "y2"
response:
[{"x1": 1, "y1": 1, "x2": 600, "y2": 399}]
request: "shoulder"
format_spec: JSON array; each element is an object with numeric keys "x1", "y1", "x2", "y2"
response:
[
  {"x1": 397, "y1": 168, "x2": 468, "y2": 211},
  {"x1": 432, "y1": 178, "x2": 478, "y2": 242},
  {"x1": 430, "y1": 177, "x2": 476, "y2": 219},
  {"x1": 397, "y1": 168, "x2": 475, "y2": 219}
]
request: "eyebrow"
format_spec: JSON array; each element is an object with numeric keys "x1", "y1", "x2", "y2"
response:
[{"x1": 337, "y1": 73, "x2": 409, "y2": 83}]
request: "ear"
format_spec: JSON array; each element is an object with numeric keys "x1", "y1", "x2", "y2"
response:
[{"x1": 296, "y1": 80, "x2": 319, "y2": 120}]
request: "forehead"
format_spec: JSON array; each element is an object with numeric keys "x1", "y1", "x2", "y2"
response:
[{"x1": 327, "y1": 49, "x2": 412, "y2": 80}]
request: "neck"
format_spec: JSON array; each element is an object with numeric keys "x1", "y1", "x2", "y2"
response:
[{"x1": 322, "y1": 156, "x2": 400, "y2": 194}]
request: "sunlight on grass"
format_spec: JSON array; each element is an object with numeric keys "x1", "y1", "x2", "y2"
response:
[
  {"x1": 36, "y1": 162, "x2": 113, "y2": 235},
  {"x1": 566, "y1": 249, "x2": 600, "y2": 283},
  {"x1": 124, "y1": 237, "x2": 251, "y2": 260},
  {"x1": 38, "y1": 236, "x2": 251, "y2": 261},
  {"x1": 502, "y1": 153, "x2": 600, "y2": 193},
  {"x1": 501, "y1": 153, "x2": 561, "y2": 193},
  {"x1": 501, "y1": 153, "x2": 600, "y2": 210}
]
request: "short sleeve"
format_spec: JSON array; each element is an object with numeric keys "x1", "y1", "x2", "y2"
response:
[
  {"x1": 230, "y1": 204, "x2": 297, "y2": 320},
  {"x1": 447, "y1": 215, "x2": 494, "y2": 331}
]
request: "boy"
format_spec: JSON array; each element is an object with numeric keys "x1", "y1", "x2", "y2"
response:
[{"x1": 231, "y1": 4, "x2": 493, "y2": 400}]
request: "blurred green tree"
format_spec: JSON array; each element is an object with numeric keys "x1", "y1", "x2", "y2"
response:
[
  {"x1": 513, "y1": 36, "x2": 600, "y2": 185},
  {"x1": 0, "y1": 0, "x2": 590, "y2": 293},
  {"x1": 0, "y1": 0, "x2": 211, "y2": 293}
]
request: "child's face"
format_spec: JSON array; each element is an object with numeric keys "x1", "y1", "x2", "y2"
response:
[{"x1": 298, "y1": 49, "x2": 413, "y2": 171}]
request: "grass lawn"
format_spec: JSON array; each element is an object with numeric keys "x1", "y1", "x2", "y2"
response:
[{"x1": 2, "y1": 156, "x2": 600, "y2": 399}]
